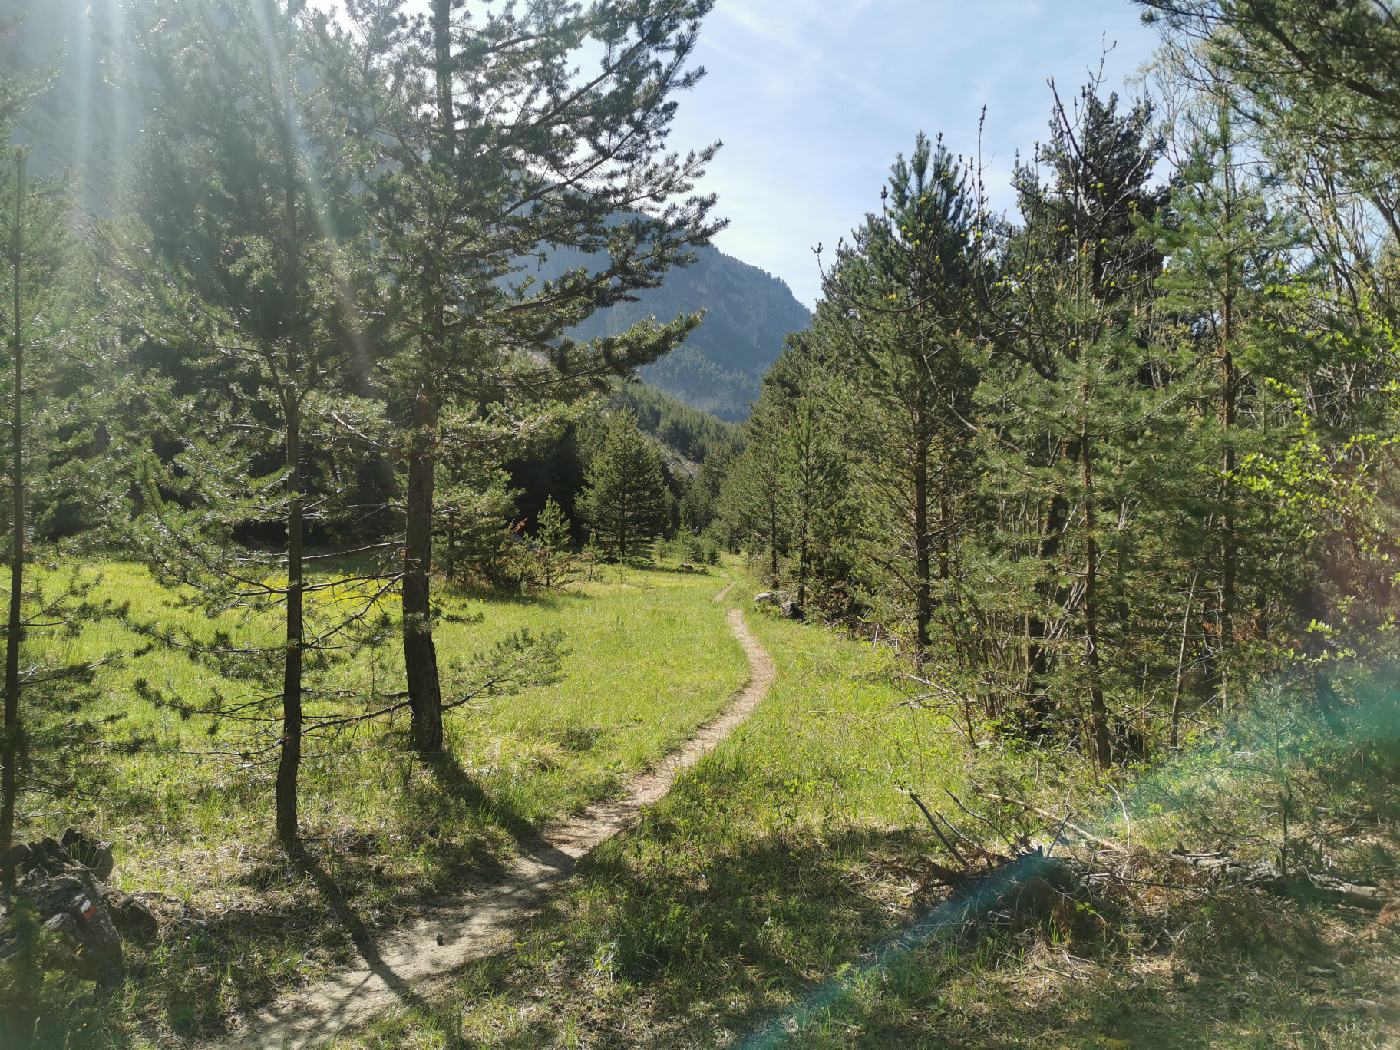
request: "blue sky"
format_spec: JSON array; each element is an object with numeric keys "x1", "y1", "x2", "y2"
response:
[
  {"x1": 671, "y1": 1, "x2": 1161, "y2": 306},
  {"x1": 324, "y1": 1, "x2": 1161, "y2": 307}
]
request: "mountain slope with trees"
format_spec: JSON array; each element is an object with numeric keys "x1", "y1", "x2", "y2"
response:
[{"x1": 529, "y1": 239, "x2": 813, "y2": 420}]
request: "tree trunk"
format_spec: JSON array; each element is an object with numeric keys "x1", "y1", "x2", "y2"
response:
[
  {"x1": 797, "y1": 508, "x2": 809, "y2": 611},
  {"x1": 402, "y1": 0, "x2": 455, "y2": 756},
  {"x1": 1022, "y1": 491, "x2": 1067, "y2": 728},
  {"x1": 937, "y1": 473, "x2": 952, "y2": 584},
  {"x1": 277, "y1": 385, "x2": 304, "y2": 842},
  {"x1": 1082, "y1": 428, "x2": 1110, "y2": 769},
  {"x1": 1217, "y1": 109, "x2": 1239, "y2": 715},
  {"x1": 618, "y1": 490, "x2": 630, "y2": 563},
  {"x1": 404, "y1": 388, "x2": 443, "y2": 754},
  {"x1": 1219, "y1": 268, "x2": 1237, "y2": 714},
  {"x1": 1, "y1": 152, "x2": 25, "y2": 889},
  {"x1": 767, "y1": 499, "x2": 779, "y2": 585},
  {"x1": 273, "y1": 75, "x2": 302, "y2": 842},
  {"x1": 912, "y1": 424, "x2": 933, "y2": 662}
]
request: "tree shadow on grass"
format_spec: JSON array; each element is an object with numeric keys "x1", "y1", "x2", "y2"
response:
[
  {"x1": 404, "y1": 825, "x2": 957, "y2": 1047},
  {"x1": 286, "y1": 843, "x2": 430, "y2": 1011},
  {"x1": 727, "y1": 856, "x2": 1398, "y2": 1049},
  {"x1": 0, "y1": 958, "x2": 139, "y2": 1050},
  {"x1": 387, "y1": 820, "x2": 1398, "y2": 1050},
  {"x1": 143, "y1": 751, "x2": 547, "y2": 1041},
  {"x1": 419, "y1": 748, "x2": 539, "y2": 845}
]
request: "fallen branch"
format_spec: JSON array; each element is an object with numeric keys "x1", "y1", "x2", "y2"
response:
[
  {"x1": 1170, "y1": 851, "x2": 1386, "y2": 911},
  {"x1": 984, "y1": 793, "x2": 1126, "y2": 854},
  {"x1": 906, "y1": 790, "x2": 969, "y2": 868}
]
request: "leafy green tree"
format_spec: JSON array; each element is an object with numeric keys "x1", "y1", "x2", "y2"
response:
[
  {"x1": 578, "y1": 411, "x2": 669, "y2": 563},
  {"x1": 1140, "y1": 1, "x2": 1400, "y2": 324},
  {"x1": 335, "y1": 0, "x2": 721, "y2": 754},
  {"x1": 1143, "y1": 0, "x2": 1400, "y2": 731}
]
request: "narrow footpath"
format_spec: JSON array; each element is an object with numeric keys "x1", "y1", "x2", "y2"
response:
[{"x1": 215, "y1": 590, "x2": 772, "y2": 1049}]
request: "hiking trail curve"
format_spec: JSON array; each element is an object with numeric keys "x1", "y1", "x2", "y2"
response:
[{"x1": 214, "y1": 591, "x2": 771, "y2": 1049}]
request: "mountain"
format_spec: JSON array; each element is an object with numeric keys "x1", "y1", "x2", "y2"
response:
[{"x1": 529, "y1": 243, "x2": 813, "y2": 422}]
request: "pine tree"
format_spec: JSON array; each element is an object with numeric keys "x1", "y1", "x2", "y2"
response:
[
  {"x1": 578, "y1": 411, "x2": 669, "y2": 563},
  {"x1": 982, "y1": 84, "x2": 1169, "y2": 765},
  {"x1": 819, "y1": 134, "x2": 982, "y2": 661},
  {"x1": 718, "y1": 407, "x2": 788, "y2": 585},
  {"x1": 335, "y1": 0, "x2": 721, "y2": 754},
  {"x1": 1147, "y1": 99, "x2": 1303, "y2": 729},
  {"x1": 531, "y1": 496, "x2": 578, "y2": 591},
  {"x1": 126, "y1": 0, "x2": 382, "y2": 842},
  {"x1": 0, "y1": 148, "x2": 68, "y2": 888},
  {"x1": 721, "y1": 340, "x2": 851, "y2": 613},
  {"x1": 0, "y1": 131, "x2": 128, "y2": 885}
]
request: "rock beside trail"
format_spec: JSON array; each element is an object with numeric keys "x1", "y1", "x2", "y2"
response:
[
  {"x1": 754, "y1": 591, "x2": 805, "y2": 620},
  {"x1": 0, "y1": 829, "x2": 158, "y2": 986}
]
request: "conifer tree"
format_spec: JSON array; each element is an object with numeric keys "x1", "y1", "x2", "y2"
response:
[
  {"x1": 335, "y1": 0, "x2": 721, "y2": 753},
  {"x1": 819, "y1": 134, "x2": 982, "y2": 661},
  {"x1": 0, "y1": 129, "x2": 127, "y2": 885},
  {"x1": 578, "y1": 410, "x2": 669, "y2": 563},
  {"x1": 718, "y1": 407, "x2": 788, "y2": 584},
  {"x1": 982, "y1": 84, "x2": 1168, "y2": 764},
  {"x1": 531, "y1": 496, "x2": 578, "y2": 591},
  {"x1": 722, "y1": 340, "x2": 850, "y2": 612},
  {"x1": 0, "y1": 147, "x2": 67, "y2": 887},
  {"x1": 780, "y1": 369, "x2": 845, "y2": 614},
  {"x1": 126, "y1": 0, "x2": 381, "y2": 842},
  {"x1": 1149, "y1": 99, "x2": 1303, "y2": 721}
]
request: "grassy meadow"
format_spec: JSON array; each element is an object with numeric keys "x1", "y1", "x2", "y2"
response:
[
  {"x1": 340, "y1": 587, "x2": 1400, "y2": 1050},
  {"x1": 7, "y1": 559, "x2": 747, "y2": 1045},
  {"x1": 4, "y1": 560, "x2": 1397, "y2": 1048}
]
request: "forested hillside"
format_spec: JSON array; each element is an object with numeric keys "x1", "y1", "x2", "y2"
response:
[{"x1": 530, "y1": 239, "x2": 812, "y2": 419}]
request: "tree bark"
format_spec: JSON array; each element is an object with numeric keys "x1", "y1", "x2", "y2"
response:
[
  {"x1": 1218, "y1": 109, "x2": 1239, "y2": 714},
  {"x1": 1082, "y1": 426, "x2": 1110, "y2": 769},
  {"x1": 277, "y1": 383, "x2": 304, "y2": 842},
  {"x1": 618, "y1": 488, "x2": 630, "y2": 563},
  {"x1": 767, "y1": 498, "x2": 779, "y2": 584},
  {"x1": 402, "y1": 0, "x2": 455, "y2": 756},
  {"x1": 1022, "y1": 491, "x2": 1067, "y2": 729},
  {"x1": 912, "y1": 414, "x2": 933, "y2": 662},
  {"x1": 272, "y1": 58, "x2": 303, "y2": 842},
  {"x1": 1, "y1": 151, "x2": 25, "y2": 889},
  {"x1": 403, "y1": 388, "x2": 443, "y2": 754}
]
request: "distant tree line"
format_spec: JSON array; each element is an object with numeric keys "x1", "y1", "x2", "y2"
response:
[{"x1": 721, "y1": 0, "x2": 1400, "y2": 766}]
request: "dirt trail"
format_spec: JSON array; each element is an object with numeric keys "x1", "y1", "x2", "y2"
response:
[{"x1": 214, "y1": 592, "x2": 771, "y2": 1049}]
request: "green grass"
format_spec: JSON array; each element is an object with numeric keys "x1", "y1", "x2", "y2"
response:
[
  {"x1": 338, "y1": 594, "x2": 973, "y2": 1048},
  {"x1": 6, "y1": 562, "x2": 1397, "y2": 1048},
  {"x1": 337, "y1": 589, "x2": 1400, "y2": 1050},
  {"x1": 3, "y1": 559, "x2": 748, "y2": 1046}
]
